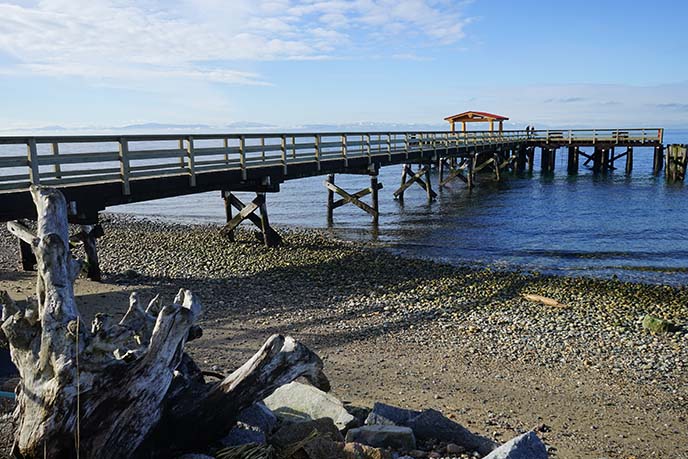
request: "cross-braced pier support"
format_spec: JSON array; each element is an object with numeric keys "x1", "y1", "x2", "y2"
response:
[
  {"x1": 438, "y1": 158, "x2": 469, "y2": 187},
  {"x1": 394, "y1": 163, "x2": 437, "y2": 201},
  {"x1": 325, "y1": 171, "x2": 383, "y2": 224},
  {"x1": 8, "y1": 219, "x2": 104, "y2": 281},
  {"x1": 222, "y1": 191, "x2": 282, "y2": 247}
]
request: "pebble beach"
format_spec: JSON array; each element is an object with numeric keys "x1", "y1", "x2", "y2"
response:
[{"x1": 1, "y1": 216, "x2": 687, "y2": 458}]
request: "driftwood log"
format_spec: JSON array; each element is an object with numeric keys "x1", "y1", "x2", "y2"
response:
[{"x1": 0, "y1": 186, "x2": 328, "y2": 459}]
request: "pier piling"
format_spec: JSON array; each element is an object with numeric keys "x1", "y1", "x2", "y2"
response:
[
  {"x1": 567, "y1": 146, "x2": 578, "y2": 174},
  {"x1": 653, "y1": 145, "x2": 664, "y2": 175},
  {"x1": 625, "y1": 147, "x2": 633, "y2": 174}
]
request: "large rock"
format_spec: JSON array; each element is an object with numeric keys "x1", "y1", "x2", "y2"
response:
[
  {"x1": 365, "y1": 404, "x2": 496, "y2": 456},
  {"x1": 237, "y1": 402, "x2": 278, "y2": 435},
  {"x1": 365, "y1": 403, "x2": 420, "y2": 426},
  {"x1": 345, "y1": 425, "x2": 416, "y2": 450},
  {"x1": 270, "y1": 418, "x2": 344, "y2": 449},
  {"x1": 406, "y1": 409, "x2": 496, "y2": 455},
  {"x1": 220, "y1": 426, "x2": 266, "y2": 447},
  {"x1": 264, "y1": 382, "x2": 355, "y2": 429},
  {"x1": 342, "y1": 442, "x2": 393, "y2": 459},
  {"x1": 483, "y1": 431, "x2": 547, "y2": 459},
  {"x1": 220, "y1": 401, "x2": 277, "y2": 447}
]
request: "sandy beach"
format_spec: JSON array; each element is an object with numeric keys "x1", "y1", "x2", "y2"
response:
[{"x1": 0, "y1": 216, "x2": 686, "y2": 458}]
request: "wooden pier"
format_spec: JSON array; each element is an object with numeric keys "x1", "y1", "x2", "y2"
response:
[{"x1": 0, "y1": 128, "x2": 665, "y2": 275}]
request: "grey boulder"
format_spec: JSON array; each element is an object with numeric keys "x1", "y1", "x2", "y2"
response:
[
  {"x1": 263, "y1": 381, "x2": 355, "y2": 429},
  {"x1": 483, "y1": 431, "x2": 547, "y2": 459},
  {"x1": 365, "y1": 404, "x2": 496, "y2": 456}
]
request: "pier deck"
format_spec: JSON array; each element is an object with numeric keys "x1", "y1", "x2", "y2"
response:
[{"x1": 0, "y1": 128, "x2": 663, "y2": 223}]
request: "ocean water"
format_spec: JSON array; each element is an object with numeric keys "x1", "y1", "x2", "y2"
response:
[
  {"x1": 2, "y1": 129, "x2": 687, "y2": 285},
  {"x1": 103, "y1": 130, "x2": 688, "y2": 285}
]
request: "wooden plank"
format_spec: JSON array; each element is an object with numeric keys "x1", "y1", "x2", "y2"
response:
[
  {"x1": 0, "y1": 156, "x2": 29, "y2": 168},
  {"x1": 51, "y1": 142, "x2": 61, "y2": 179},
  {"x1": 38, "y1": 151, "x2": 120, "y2": 165},
  {"x1": 27, "y1": 139, "x2": 40, "y2": 185},
  {"x1": 223, "y1": 198, "x2": 259, "y2": 232},
  {"x1": 186, "y1": 137, "x2": 196, "y2": 186},
  {"x1": 119, "y1": 138, "x2": 131, "y2": 195}
]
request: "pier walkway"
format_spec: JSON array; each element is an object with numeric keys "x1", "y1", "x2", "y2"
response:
[
  {"x1": 0, "y1": 127, "x2": 666, "y2": 276},
  {"x1": 0, "y1": 128, "x2": 663, "y2": 222}
]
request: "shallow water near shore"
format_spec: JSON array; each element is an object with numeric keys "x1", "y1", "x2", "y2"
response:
[{"x1": 107, "y1": 129, "x2": 688, "y2": 285}]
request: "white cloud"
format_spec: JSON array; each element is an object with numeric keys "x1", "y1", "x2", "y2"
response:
[{"x1": 0, "y1": 0, "x2": 472, "y2": 86}]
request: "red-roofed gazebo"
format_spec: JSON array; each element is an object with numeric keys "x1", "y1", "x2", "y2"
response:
[{"x1": 444, "y1": 111, "x2": 509, "y2": 132}]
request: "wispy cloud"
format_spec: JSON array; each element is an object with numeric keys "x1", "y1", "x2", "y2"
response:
[
  {"x1": 0, "y1": 0, "x2": 472, "y2": 86},
  {"x1": 656, "y1": 103, "x2": 688, "y2": 111}
]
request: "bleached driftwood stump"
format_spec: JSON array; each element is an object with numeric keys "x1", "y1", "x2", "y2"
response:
[{"x1": 1, "y1": 186, "x2": 328, "y2": 459}]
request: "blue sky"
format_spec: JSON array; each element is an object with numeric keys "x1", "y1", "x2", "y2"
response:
[{"x1": 1, "y1": 0, "x2": 688, "y2": 130}]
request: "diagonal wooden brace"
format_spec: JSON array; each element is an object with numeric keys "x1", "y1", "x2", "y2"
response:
[
  {"x1": 440, "y1": 160, "x2": 469, "y2": 186},
  {"x1": 325, "y1": 180, "x2": 382, "y2": 217},
  {"x1": 221, "y1": 193, "x2": 282, "y2": 247},
  {"x1": 393, "y1": 164, "x2": 437, "y2": 199}
]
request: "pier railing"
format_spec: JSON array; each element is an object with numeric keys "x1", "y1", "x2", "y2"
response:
[{"x1": 0, "y1": 128, "x2": 663, "y2": 194}]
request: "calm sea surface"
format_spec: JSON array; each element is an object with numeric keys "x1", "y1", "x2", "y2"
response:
[{"x1": 3, "y1": 129, "x2": 688, "y2": 285}]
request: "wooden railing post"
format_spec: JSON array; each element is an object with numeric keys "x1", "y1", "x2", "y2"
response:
[
  {"x1": 342, "y1": 134, "x2": 348, "y2": 166},
  {"x1": 223, "y1": 138, "x2": 229, "y2": 165},
  {"x1": 315, "y1": 134, "x2": 321, "y2": 171},
  {"x1": 178, "y1": 139, "x2": 186, "y2": 169},
  {"x1": 404, "y1": 133, "x2": 409, "y2": 159},
  {"x1": 27, "y1": 138, "x2": 40, "y2": 185},
  {"x1": 119, "y1": 137, "x2": 131, "y2": 195},
  {"x1": 387, "y1": 133, "x2": 392, "y2": 160},
  {"x1": 51, "y1": 142, "x2": 61, "y2": 179},
  {"x1": 187, "y1": 137, "x2": 197, "y2": 186},
  {"x1": 366, "y1": 133, "x2": 371, "y2": 163},
  {"x1": 239, "y1": 135, "x2": 246, "y2": 180},
  {"x1": 280, "y1": 135, "x2": 287, "y2": 174},
  {"x1": 261, "y1": 137, "x2": 266, "y2": 162}
]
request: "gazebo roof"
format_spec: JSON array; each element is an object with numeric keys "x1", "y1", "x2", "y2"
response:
[{"x1": 444, "y1": 111, "x2": 509, "y2": 123}]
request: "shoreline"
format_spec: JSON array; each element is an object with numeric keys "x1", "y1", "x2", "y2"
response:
[{"x1": 1, "y1": 215, "x2": 687, "y2": 458}]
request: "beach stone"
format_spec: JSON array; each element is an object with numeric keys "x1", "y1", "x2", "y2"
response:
[
  {"x1": 482, "y1": 431, "x2": 547, "y2": 459},
  {"x1": 342, "y1": 442, "x2": 394, "y2": 459},
  {"x1": 345, "y1": 425, "x2": 416, "y2": 450},
  {"x1": 270, "y1": 418, "x2": 344, "y2": 449},
  {"x1": 237, "y1": 401, "x2": 277, "y2": 435},
  {"x1": 365, "y1": 402, "x2": 420, "y2": 426},
  {"x1": 642, "y1": 314, "x2": 672, "y2": 334},
  {"x1": 264, "y1": 382, "x2": 355, "y2": 429}
]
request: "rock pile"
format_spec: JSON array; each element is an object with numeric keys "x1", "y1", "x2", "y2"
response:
[{"x1": 190, "y1": 381, "x2": 548, "y2": 459}]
